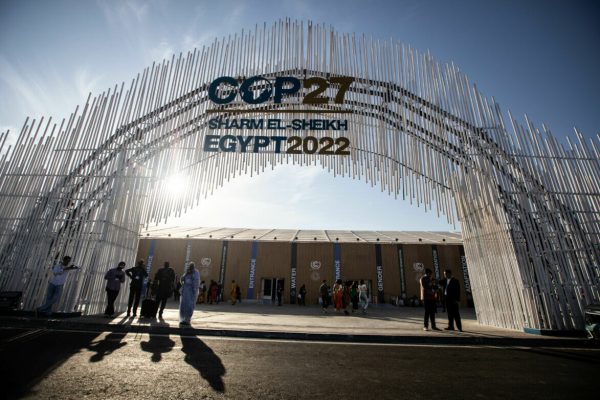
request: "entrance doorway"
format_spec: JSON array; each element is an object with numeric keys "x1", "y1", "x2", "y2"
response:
[{"x1": 261, "y1": 278, "x2": 285, "y2": 303}]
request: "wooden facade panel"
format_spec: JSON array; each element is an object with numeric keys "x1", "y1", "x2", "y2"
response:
[
  {"x1": 381, "y1": 244, "x2": 401, "y2": 303},
  {"x1": 189, "y1": 239, "x2": 224, "y2": 285},
  {"x1": 224, "y1": 241, "x2": 253, "y2": 301},
  {"x1": 296, "y1": 242, "x2": 334, "y2": 305},
  {"x1": 135, "y1": 238, "x2": 470, "y2": 307},
  {"x1": 339, "y1": 243, "x2": 376, "y2": 282},
  {"x1": 403, "y1": 244, "x2": 434, "y2": 300}
]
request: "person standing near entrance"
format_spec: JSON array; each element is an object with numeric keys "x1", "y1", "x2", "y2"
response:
[
  {"x1": 298, "y1": 284, "x2": 307, "y2": 305},
  {"x1": 358, "y1": 280, "x2": 369, "y2": 314},
  {"x1": 37, "y1": 256, "x2": 79, "y2": 316},
  {"x1": 420, "y1": 268, "x2": 440, "y2": 331},
  {"x1": 125, "y1": 260, "x2": 148, "y2": 317},
  {"x1": 103, "y1": 261, "x2": 126, "y2": 317},
  {"x1": 154, "y1": 261, "x2": 175, "y2": 319},
  {"x1": 179, "y1": 262, "x2": 200, "y2": 325},
  {"x1": 319, "y1": 280, "x2": 329, "y2": 312},
  {"x1": 443, "y1": 269, "x2": 463, "y2": 332},
  {"x1": 230, "y1": 280, "x2": 239, "y2": 305}
]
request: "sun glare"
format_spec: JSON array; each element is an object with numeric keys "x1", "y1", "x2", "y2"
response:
[{"x1": 165, "y1": 174, "x2": 187, "y2": 197}]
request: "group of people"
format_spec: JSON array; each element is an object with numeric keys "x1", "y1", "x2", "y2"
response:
[
  {"x1": 101, "y1": 258, "x2": 196, "y2": 323},
  {"x1": 419, "y1": 268, "x2": 463, "y2": 332},
  {"x1": 318, "y1": 279, "x2": 370, "y2": 315},
  {"x1": 36, "y1": 254, "x2": 462, "y2": 332}
]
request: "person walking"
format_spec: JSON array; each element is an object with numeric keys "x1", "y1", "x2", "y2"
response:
[
  {"x1": 103, "y1": 261, "x2": 126, "y2": 317},
  {"x1": 443, "y1": 269, "x2": 463, "y2": 332},
  {"x1": 179, "y1": 262, "x2": 200, "y2": 325},
  {"x1": 230, "y1": 280, "x2": 239, "y2": 305},
  {"x1": 37, "y1": 256, "x2": 79, "y2": 316},
  {"x1": 154, "y1": 261, "x2": 175, "y2": 319},
  {"x1": 298, "y1": 284, "x2": 306, "y2": 306},
  {"x1": 350, "y1": 281, "x2": 359, "y2": 313},
  {"x1": 319, "y1": 280, "x2": 329, "y2": 312},
  {"x1": 420, "y1": 268, "x2": 440, "y2": 331},
  {"x1": 358, "y1": 280, "x2": 369, "y2": 314},
  {"x1": 125, "y1": 260, "x2": 148, "y2": 317}
]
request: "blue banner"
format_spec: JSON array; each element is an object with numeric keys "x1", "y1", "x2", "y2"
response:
[
  {"x1": 247, "y1": 240, "x2": 257, "y2": 299},
  {"x1": 334, "y1": 243, "x2": 341, "y2": 281},
  {"x1": 143, "y1": 239, "x2": 157, "y2": 295},
  {"x1": 290, "y1": 242, "x2": 297, "y2": 304},
  {"x1": 375, "y1": 243, "x2": 384, "y2": 303},
  {"x1": 432, "y1": 245, "x2": 440, "y2": 280}
]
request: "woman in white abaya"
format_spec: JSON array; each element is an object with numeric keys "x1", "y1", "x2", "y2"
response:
[{"x1": 179, "y1": 262, "x2": 200, "y2": 325}]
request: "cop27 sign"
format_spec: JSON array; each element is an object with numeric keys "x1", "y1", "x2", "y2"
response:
[{"x1": 204, "y1": 75, "x2": 354, "y2": 155}]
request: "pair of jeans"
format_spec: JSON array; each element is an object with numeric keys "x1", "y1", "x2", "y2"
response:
[
  {"x1": 37, "y1": 283, "x2": 64, "y2": 316},
  {"x1": 359, "y1": 293, "x2": 369, "y2": 310}
]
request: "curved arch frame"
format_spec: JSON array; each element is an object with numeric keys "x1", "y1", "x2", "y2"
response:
[{"x1": 0, "y1": 20, "x2": 598, "y2": 331}]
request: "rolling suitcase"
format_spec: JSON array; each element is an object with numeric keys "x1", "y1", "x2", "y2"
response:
[{"x1": 141, "y1": 298, "x2": 158, "y2": 318}]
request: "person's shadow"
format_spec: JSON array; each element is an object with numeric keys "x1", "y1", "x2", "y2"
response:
[
  {"x1": 179, "y1": 334, "x2": 226, "y2": 392},
  {"x1": 86, "y1": 332, "x2": 127, "y2": 362},
  {"x1": 140, "y1": 332, "x2": 175, "y2": 362}
]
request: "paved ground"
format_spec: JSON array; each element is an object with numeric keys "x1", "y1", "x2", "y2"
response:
[
  {"x1": 2, "y1": 301, "x2": 591, "y2": 346},
  {"x1": 1, "y1": 302, "x2": 597, "y2": 399},
  {"x1": 1, "y1": 327, "x2": 598, "y2": 400}
]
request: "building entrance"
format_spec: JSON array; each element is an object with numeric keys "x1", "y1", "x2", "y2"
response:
[{"x1": 261, "y1": 278, "x2": 285, "y2": 303}]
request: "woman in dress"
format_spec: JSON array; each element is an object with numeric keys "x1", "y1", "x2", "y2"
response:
[{"x1": 179, "y1": 262, "x2": 200, "y2": 325}]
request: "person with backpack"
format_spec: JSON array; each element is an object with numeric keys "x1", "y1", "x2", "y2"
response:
[{"x1": 154, "y1": 261, "x2": 175, "y2": 319}]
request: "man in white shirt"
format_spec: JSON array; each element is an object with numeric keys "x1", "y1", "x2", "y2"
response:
[
  {"x1": 359, "y1": 280, "x2": 369, "y2": 314},
  {"x1": 37, "y1": 256, "x2": 78, "y2": 316}
]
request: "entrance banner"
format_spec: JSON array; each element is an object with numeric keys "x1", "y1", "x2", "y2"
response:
[
  {"x1": 219, "y1": 241, "x2": 228, "y2": 285},
  {"x1": 459, "y1": 246, "x2": 474, "y2": 307},
  {"x1": 375, "y1": 243, "x2": 384, "y2": 303},
  {"x1": 143, "y1": 239, "x2": 157, "y2": 296},
  {"x1": 334, "y1": 243, "x2": 341, "y2": 281},
  {"x1": 397, "y1": 244, "x2": 406, "y2": 297},
  {"x1": 432, "y1": 245, "x2": 441, "y2": 280},
  {"x1": 247, "y1": 240, "x2": 258, "y2": 299},
  {"x1": 290, "y1": 242, "x2": 297, "y2": 304}
]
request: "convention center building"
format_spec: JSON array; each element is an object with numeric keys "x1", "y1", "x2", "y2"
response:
[{"x1": 137, "y1": 227, "x2": 473, "y2": 307}]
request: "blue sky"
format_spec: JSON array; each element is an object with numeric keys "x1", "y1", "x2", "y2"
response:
[{"x1": 1, "y1": 0, "x2": 598, "y2": 231}]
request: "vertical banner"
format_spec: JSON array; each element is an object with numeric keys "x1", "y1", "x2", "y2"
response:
[
  {"x1": 219, "y1": 241, "x2": 228, "y2": 285},
  {"x1": 290, "y1": 242, "x2": 297, "y2": 304},
  {"x1": 184, "y1": 240, "x2": 192, "y2": 266},
  {"x1": 375, "y1": 243, "x2": 385, "y2": 303},
  {"x1": 334, "y1": 243, "x2": 341, "y2": 281},
  {"x1": 397, "y1": 244, "x2": 406, "y2": 297},
  {"x1": 459, "y1": 246, "x2": 474, "y2": 307},
  {"x1": 247, "y1": 240, "x2": 258, "y2": 299},
  {"x1": 143, "y1": 239, "x2": 157, "y2": 296},
  {"x1": 432, "y1": 245, "x2": 441, "y2": 280}
]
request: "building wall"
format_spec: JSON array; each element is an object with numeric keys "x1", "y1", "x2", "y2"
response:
[{"x1": 135, "y1": 238, "x2": 471, "y2": 307}]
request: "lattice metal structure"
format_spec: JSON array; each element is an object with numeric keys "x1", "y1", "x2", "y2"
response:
[{"x1": 0, "y1": 20, "x2": 598, "y2": 330}]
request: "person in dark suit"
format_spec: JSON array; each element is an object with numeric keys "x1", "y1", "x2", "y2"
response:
[
  {"x1": 443, "y1": 269, "x2": 462, "y2": 332},
  {"x1": 154, "y1": 261, "x2": 176, "y2": 319}
]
